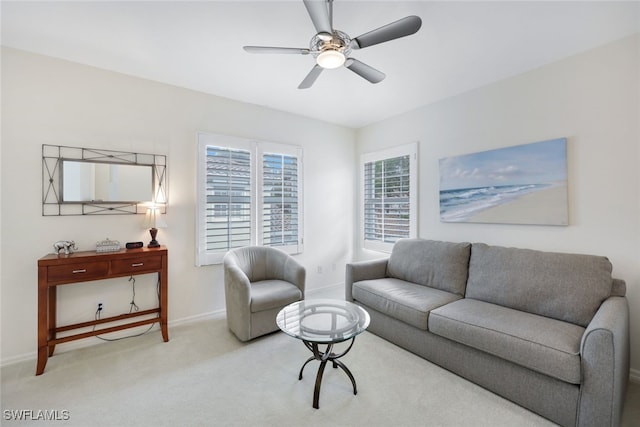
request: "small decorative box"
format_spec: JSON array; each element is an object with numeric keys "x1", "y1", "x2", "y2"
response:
[{"x1": 96, "y1": 238, "x2": 121, "y2": 253}]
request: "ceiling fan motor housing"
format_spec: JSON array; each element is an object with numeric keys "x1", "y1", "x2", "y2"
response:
[{"x1": 310, "y1": 30, "x2": 352, "y2": 58}]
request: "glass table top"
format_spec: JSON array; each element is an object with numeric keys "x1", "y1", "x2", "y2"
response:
[{"x1": 276, "y1": 299, "x2": 370, "y2": 343}]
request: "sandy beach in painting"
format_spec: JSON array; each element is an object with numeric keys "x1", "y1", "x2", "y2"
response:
[
  {"x1": 439, "y1": 137, "x2": 568, "y2": 225},
  {"x1": 466, "y1": 183, "x2": 568, "y2": 225}
]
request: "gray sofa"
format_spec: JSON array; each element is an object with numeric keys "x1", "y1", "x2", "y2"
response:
[{"x1": 345, "y1": 239, "x2": 629, "y2": 427}]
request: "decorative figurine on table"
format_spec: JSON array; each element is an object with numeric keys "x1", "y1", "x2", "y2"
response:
[
  {"x1": 96, "y1": 238, "x2": 120, "y2": 253},
  {"x1": 53, "y1": 240, "x2": 77, "y2": 255}
]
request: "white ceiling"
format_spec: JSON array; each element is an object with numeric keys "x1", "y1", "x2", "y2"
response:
[{"x1": 2, "y1": 1, "x2": 639, "y2": 128}]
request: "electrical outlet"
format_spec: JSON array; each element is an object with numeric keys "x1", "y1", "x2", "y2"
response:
[
  {"x1": 97, "y1": 303, "x2": 103, "y2": 312},
  {"x1": 317, "y1": 266, "x2": 323, "y2": 274}
]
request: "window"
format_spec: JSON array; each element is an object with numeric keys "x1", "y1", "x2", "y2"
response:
[
  {"x1": 261, "y1": 152, "x2": 300, "y2": 247},
  {"x1": 196, "y1": 133, "x2": 303, "y2": 265},
  {"x1": 361, "y1": 142, "x2": 417, "y2": 252}
]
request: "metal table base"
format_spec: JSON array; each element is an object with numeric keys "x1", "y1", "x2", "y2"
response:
[{"x1": 298, "y1": 337, "x2": 357, "y2": 409}]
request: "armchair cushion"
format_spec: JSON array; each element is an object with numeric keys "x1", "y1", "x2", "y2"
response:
[{"x1": 250, "y1": 280, "x2": 303, "y2": 312}]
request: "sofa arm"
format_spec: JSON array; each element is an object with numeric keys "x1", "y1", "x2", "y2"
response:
[
  {"x1": 345, "y1": 258, "x2": 389, "y2": 301},
  {"x1": 578, "y1": 296, "x2": 629, "y2": 427}
]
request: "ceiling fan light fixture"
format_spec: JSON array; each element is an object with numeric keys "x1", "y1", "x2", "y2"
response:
[{"x1": 316, "y1": 50, "x2": 345, "y2": 69}]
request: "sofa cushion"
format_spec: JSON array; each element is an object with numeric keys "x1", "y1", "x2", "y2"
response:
[
  {"x1": 429, "y1": 298, "x2": 585, "y2": 384},
  {"x1": 387, "y1": 239, "x2": 471, "y2": 296},
  {"x1": 466, "y1": 243, "x2": 612, "y2": 327},
  {"x1": 353, "y1": 278, "x2": 461, "y2": 330}
]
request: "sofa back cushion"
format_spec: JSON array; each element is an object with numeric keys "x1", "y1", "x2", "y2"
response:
[
  {"x1": 466, "y1": 243, "x2": 613, "y2": 327},
  {"x1": 387, "y1": 239, "x2": 471, "y2": 296}
]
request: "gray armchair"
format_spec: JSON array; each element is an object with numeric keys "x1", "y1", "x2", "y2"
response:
[{"x1": 223, "y1": 246, "x2": 306, "y2": 342}]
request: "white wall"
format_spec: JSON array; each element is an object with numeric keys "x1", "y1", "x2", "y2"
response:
[
  {"x1": 356, "y1": 35, "x2": 640, "y2": 377},
  {"x1": 0, "y1": 47, "x2": 355, "y2": 364}
]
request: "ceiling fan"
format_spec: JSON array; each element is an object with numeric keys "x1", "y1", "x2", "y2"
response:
[{"x1": 243, "y1": 0, "x2": 422, "y2": 89}]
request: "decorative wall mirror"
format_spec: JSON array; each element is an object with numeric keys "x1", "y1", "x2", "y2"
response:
[{"x1": 42, "y1": 144, "x2": 167, "y2": 215}]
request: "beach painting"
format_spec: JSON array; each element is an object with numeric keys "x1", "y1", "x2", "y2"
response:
[{"x1": 439, "y1": 138, "x2": 568, "y2": 225}]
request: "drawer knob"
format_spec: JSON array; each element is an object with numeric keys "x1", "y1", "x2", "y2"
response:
[
  {"x1": 131, "y1": 263, "x2": 144, "y2": 267},
  {"x1": 72, "y1": 269, "x2": 87, "y2": 274}
]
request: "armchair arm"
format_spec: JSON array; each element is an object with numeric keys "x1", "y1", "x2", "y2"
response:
[
  {"x1": 224, "y1": 264, "x2": 251, "y2": 304},
  {"x1": 283, "y1": 256, "x2": 306, "y2": 298},
  {"x1": 345, "y1": 258, "x2": 389, "y2": 301},
  {"x1": 223, "y1": 259, "x2": 252, "y2": 341},
  {"x1": 578, "y1": 296, "x2": 629, "y2": 427}
]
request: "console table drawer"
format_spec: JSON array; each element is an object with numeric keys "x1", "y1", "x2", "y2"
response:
[
  {"x1": 111, "y1": 256, "x2": 163, "y2": 275},
  {"x1": 48, "y1": 262, "x2": 110, "y2": 283}
]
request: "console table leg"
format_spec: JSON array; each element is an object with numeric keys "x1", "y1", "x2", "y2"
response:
[
  {"x1": 48, "y1": 286, "x2": 57, "y2": 356},
  {"x1": 36, "y1": 348, "x2": 47, "y2": 376},
  {"x1": 37, "y1": 268, "x2": 48, "y2": 375},
  {"x1": 161, "y1": 321, "x2": 169, "y2": 342},
  {"x1": 160, "y1": 256, "x2": 169, "y2": 342}
]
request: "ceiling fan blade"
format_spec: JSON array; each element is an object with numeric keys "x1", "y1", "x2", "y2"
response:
[
  {"x1": 344, "y1": 58, "x2": 386, "y2": 84},
  {"x1": 298, "y1": 65, "x2": 324, "y2": 89},
  {"x1": 243, "y1": 46, "x2": 310, "y2": 55},
  {"x1": 350, "y1": 15, "x2": 422, "y2": 50},
  {"x1": 303, "y1": 0, "x2": 332, "y2": 36}
]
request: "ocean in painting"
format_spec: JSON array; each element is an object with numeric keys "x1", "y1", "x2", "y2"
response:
[
  {"x1": 439, "y1": 183, "x2": 553, "y2": 222},
  {"x1": 438, "y1": 138, "x2": 568, "y2": 225}
]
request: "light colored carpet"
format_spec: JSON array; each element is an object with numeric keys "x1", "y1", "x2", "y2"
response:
[{"x1": 2, "y1": 315, "x2": 638, "y2": 427}]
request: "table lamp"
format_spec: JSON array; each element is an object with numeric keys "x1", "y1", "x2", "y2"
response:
[{"x1": 143, "y1": 205, "x2": 167, "y2": 248}]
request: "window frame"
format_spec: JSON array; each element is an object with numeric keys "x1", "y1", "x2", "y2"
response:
[
  {"x1": 360, "y1": 142, "x2": 418, "y2": 253},
  {"x1": 196, "y1": 132, "x2": 303, "y2": 266}
]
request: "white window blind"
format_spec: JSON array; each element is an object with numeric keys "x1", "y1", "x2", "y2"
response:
[
  {"x1": 204, "y1": 146, "x2": 252, "y2": 252},
  {"x1": 361, "y1": 143, "x2": 417, "y2": 253},
  {"x1": 197, "y1": 133, "x2": 303, "y2": 265},
  {"x1": 261, "y1": 153, "x2": 299, "y2": 248}
]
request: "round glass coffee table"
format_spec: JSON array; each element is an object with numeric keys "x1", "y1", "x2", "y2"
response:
[{"x1": 276, "y1": 299, "x2": 370, "y2": 409}]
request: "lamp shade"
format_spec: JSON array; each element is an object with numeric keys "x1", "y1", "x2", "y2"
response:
[{"x1": 143, "y1": 206, "x2": 167, "y2": 229}]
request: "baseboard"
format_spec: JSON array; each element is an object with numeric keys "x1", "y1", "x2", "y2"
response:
[
  {"x1": 1, "y1": 352, "x2": 38, "y2": 368},
  {"x1": 306, "y1": 282, "x2": 344, "y2": 297},
  {"x1": 168, "y1": 308, "x2": 226, "y2": 326}
]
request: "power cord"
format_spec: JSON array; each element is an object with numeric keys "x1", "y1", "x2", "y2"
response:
[
  {"x1": 92, "y1": 276, "x2": 160, "y2": 342},
  {"x1": 128, "y1": 275, "x2": 140, "y2": 313}
]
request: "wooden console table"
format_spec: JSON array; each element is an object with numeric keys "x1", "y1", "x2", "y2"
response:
[{"x1": 37, "y1": 246, "x2": 168, "y2": 375}]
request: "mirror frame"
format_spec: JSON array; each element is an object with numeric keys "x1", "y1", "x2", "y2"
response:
[{"x1": 42, "y1": 144, "x2": 167, "y2": 216}]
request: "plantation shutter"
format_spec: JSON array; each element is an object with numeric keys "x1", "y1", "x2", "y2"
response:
[
  {"x1": 204, "y1": 146, "x2": 252, "y2": 252},
  {"x1": 363, "y1": 153, "x2": 412, "y2": 246},
  {"x1": 260, "y1": 150, "x2": 302, "y2": 253},
  {"x1": 196, "y1": 132, "x2": 304, "y2": 265}
]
